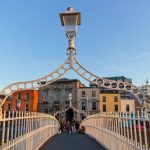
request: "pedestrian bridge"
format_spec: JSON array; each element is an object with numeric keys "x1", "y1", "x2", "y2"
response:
[{"x1": 0, "y1": 111, "x2": 150, "y2": 150}]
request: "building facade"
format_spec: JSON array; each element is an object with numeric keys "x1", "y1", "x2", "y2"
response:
[
  {"x1": 138, "y1": 80, "x2": 150, "y2": 113},
  {"x1": 91, "y1": 76, "x2": 133, "y2": 98},
  {"x1": 90, "y1": 76, "x2": 136, "y2": 113},
  {"x1": 38, "y1": 78, "x2": 84, "y2": 122},
  {"x1": 138, "y1": 81, "x2": 150, "y2": 101},
  {"x1": 139, "y1": 80, "x2": 150, "y2": 96},
  {"x1": 99, "y1": 93, "x2": 121, "y2": 112},
  {"x1": 2, "y1": 90, "x2": 38, "y2": 112},
  {"x1": 77, "y1": 87, "x2": 100, "y2": 121},
  {"x1": 120, "y1": 99, "x2": 135, "y2": 113}
]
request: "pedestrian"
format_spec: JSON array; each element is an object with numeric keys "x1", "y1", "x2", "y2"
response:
[
  {"x1": 59, "y1": 122, "x2": 64, "y2": 133},
  {"x1": 75, "y1": 122, "x2": 80, "y2": 132},
  {"x1": 66, "y1": 121, "x2": 70, "y2": 134},
  {"x1": 71, "y1": 123, "x2": 76, "y2": 134},
  {"x1": 69, "y1": 125, "x2": 72, "y2": 134}
]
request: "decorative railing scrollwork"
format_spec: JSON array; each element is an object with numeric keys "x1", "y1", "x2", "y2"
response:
[
  {"x1": 54, "y1": 99, "x2": 87, "y2": 116},
  {"x1": 0, "y1": 53, "x2": 149, "y2": 114},
  {"x1": 0, "y1": 58, "x2": 71, "y2": 107},
  {"x1": 73, "y1": 58, "x2": 149, "y2": 112}
]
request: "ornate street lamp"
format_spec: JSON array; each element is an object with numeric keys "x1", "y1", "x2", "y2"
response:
[
  {"x1": 60, "y1": 7, "x2": 81, "y2": 68},
  {"x1": 68, "y1": 93, "x2": 72, "y2": 107}
]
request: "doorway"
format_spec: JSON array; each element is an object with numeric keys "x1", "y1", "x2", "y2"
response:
[{"x1": 66, "y1": 108, "x2": 74, "y2": 123}]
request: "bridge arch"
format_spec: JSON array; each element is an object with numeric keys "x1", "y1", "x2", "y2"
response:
[{"x1": 0, "y1": 55, "x2": 149, "y2": 117}]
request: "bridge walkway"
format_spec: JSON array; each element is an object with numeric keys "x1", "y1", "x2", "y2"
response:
[{"x1": 40, "y1": 132, "x2": 106, "y2": 150}]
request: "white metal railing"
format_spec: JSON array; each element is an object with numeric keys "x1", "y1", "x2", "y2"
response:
[
  {"x1": 81, "y1": 112, "x2": 150, "y2": 150},
  {"x1": 0, "y1": 111, "x2": 60, "y2": 150}
]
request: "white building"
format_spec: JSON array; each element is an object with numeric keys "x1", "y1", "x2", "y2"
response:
[
  {"x1": 121, "y1": 99, "x2": 135, "y2": 113},
  {"x1": 77, "y1": 87, "x2": 100, "y2": 121},
  {"x1": 138, "y1": 80, "x2": 150, "y2": 97}
]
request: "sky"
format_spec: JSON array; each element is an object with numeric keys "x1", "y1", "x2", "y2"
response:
[{"x1": 0, "y1": 0, "x2": 150, "y2": 90}]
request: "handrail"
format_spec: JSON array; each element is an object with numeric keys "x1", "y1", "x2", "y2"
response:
[
  {"x1": 81, "y1": 112, "x2": 150, "y2": 150},
  {"x1": 0, "y1": 111, "x2": 60, "y2": 150}
]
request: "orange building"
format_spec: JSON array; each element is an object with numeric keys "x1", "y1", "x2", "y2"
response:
[{"x1": 3, "y1": 90, "x2": 38, "y2": 112}]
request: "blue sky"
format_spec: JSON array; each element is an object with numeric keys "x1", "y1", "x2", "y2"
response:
[{"x1": 0, "y1": 0, "x2": 150, "y2": 90}]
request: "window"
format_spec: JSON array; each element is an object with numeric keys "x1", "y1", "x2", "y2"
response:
[
  {"x1": 92, "y1": 91, "x2": 96, "y2": 97},
  {"x1": 8, "y1": 96, "x2": 12, "y2": 101},
  {"x1": 8, "y1": 104, "x2": 11, "y2": 111},
  {"x1": 103, "y1": 104, "x2": 106, "y2": 112},
  {"x1": 44, "y1": 108, "x2": 49, "y2": 114},
  {"x1": 82, "y1": 101, "x2": 86, "y2": 110},
  {"x1": 43, "y1": 90, "x2": 48, "y2": 101},
  {"x1": 55, "y1": 90, "x2": 61, "y2": 101},
  {"x1": 102, "y1": 96, "x2": 106, "y2": 102},
  {"x1": 114, "y1": 105, "x2": 118, "y2": 112},
  {"x1": 18, "y1": 93, "x2": 21, "y2": 99},
  {"x1": 25, "y1": 93, "x2": 30, "y2": 100},
  {"x1": 126, "y1": 104, "x2": 130, "y2": 112},
  {"x1": 92, "y1": 101, "x2": 97, "y2": 110},
  {"x1": 26, "y1": 105, "x2": 29, "y2": 112},
  {"x1": 81, "y1": 114, "x2": 86, "y2": 120},
  {"x1": 81, "y1": 91, "x2": 85, "y2": 97},
  {"x1": 114, "y1": 96, "x2": 118, "y2": 102}
]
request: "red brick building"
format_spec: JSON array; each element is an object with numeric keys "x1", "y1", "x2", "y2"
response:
[{"x1": 2, "y1": 90, "x2": 38, "y2": 112}]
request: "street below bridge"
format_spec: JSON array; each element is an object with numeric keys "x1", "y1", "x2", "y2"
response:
[{"x1": 40, "y1": 133, "x2": 106, "y2": 150}]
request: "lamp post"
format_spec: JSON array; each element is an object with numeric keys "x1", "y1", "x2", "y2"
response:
[
  {"x1": 60, "y1": 7, "x2": 81, "y2": 68},
  {"x1": 68, "y1": 93, "x2": 72, "y2": 107}
]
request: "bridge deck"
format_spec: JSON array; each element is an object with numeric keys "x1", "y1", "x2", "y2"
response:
[{"x1": 40, "y1": 133, "x2": 106, "y2": 150}]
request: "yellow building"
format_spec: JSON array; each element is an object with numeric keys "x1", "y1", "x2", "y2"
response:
[{"x1": 100, "y1": 93, "x2": 121, "y2": 112}]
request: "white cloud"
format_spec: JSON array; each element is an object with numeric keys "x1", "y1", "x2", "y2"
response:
[{"x1": 126, "y1": 51, "x2": 150, "y2": 62}]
